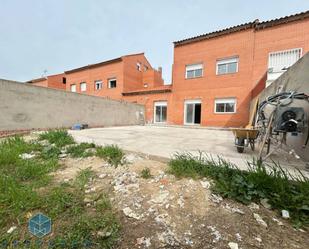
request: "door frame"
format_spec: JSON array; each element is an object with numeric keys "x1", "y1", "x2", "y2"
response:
[
  {"x1": 184, "y1": 99, "x2": 202, "y2": 125},
  {"x1": 153, "y1": 101, "x2": 167, "y2": 124}
]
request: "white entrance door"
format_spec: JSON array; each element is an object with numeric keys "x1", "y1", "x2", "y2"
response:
[
  {"x1": 154, "y1": 101, "x2": 167, "y2": 123},
  {"x1": 184, "y1": 100, "x2": 202, "y2": 125}
]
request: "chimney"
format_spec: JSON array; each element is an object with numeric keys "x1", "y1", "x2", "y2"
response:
[{"x1": 158, "y1": 67, "x2": 162, "y2": 74}]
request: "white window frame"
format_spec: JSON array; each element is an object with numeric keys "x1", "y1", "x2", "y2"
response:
[
  {"x1": 185, "y1": 63, "x2": 203, "y2": 79},
  {"x1": 108, "y1": 78, "x2": 117, "y2": 88},
  {"x1": 184, "y1": 99, "x2": 202, "y2": 125},
  {"x1": 214, "y1": 98, "x2": 237, "y2": 114},
  {"x1": 154, "y1": 101, "x2": 167, "y2": 124},
  {"x1": 137, "y1": 62, "x2": 142, "y2": 71},
  {"x1": 268, "y1": 48, "x2": 302, "y2": 73},
  {"x1": 95, "y1": 80, "x2": 103, "y2": 90},
  {"x1": 216, "y1": 57, "x2": 239, "y2": 75},
  {"x1": 70, "y1": 84, "x2": 76, "y2": 92},
  {"x1": 80, "y1": 82, "x2": 87, "y2": 92}
]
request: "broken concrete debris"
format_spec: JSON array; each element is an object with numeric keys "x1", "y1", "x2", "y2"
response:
[
  {"x1": 282, "y1": 210, "x2": 290, "y2": 219},
  {"x1": 228, "y1": 242, "x2": 239, "y2": 249},
  {"x1": 224, "y1": 204, "x2": 245, "y2": 215},
  {"x1": 260, "y1": 198, "x2": 271, "y2": 209},
  {"x1": 248, "y1": 202, "x2": 260, "y2": 210},
  {"x1": 210, "y1": 194, "x2": 223, "y2": 204},
  {"x1": 136, "y1": 237, "x2": 151, "y2": 247},
  {"x1": 7, "y1": 226, "x2": 17, "y2": 234},
  {"x1": 122, "y1": 207, "x2": 142, "y2": 220},
  {"x1": 19, "y1": 153, "x2": 35, "y2": 159},
  {"x1": 157, "y1": 229, "x2": 180, "y2": 247},
  {"x1": 272, "y1": 217, "x2": 284, "y2": 226},
  {"x1": 253, "y1": 213, "x2": 268, "y2": 228},
  {"x1": 235, "y1": 233, "x2": 242, "y2": 241},
  {"x1": 200, "y1": 179, "x2": 211, "y2": 189},
  {"x1": 207, "y1": 226, "x2": 222, "y2": 243}
]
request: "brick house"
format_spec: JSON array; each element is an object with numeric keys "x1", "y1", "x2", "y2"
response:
[
  {"x1": 170, "y1": 11, "x2": 309, "y2": 127},
  {"x1": 27, "y1": 73, "x2": 66, "y2": 90},
  {"x1": 64, "y1": 53, "x2": 171, "y2": 123},
  {"x1": 27, "y1": 11, "x2": 309, "y2": 127}
]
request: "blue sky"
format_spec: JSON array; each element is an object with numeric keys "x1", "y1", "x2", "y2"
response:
[{"x1": 1, "y1": 0, "x2": 309, "y2": 83}]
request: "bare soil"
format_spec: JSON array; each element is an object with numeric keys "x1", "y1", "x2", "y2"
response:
[{"x1": 53, "y1": 155, "x2": 309, "y2": 249}]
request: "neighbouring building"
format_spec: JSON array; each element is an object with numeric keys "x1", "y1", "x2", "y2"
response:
[
  {"x1": 64, "y1": 52, "x2": 172, "y2": 123},
  {"x1": 27, "y1": 73, "x2": 66, "y2": 90},
  {"x1": 169, "y1": 11, "x2": 309, "y2": 127},
  {"x1": 26, "y1": 11, "x2": 309, "y2": 127}
]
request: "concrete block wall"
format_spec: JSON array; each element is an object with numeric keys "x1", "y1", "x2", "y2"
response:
[{"x1": 0, "y1": 79, "x2": 145, "y2": 131}]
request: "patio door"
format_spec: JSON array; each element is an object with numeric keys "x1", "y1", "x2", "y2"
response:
[
  {"x1": 184, "y1": 100, "x2": 201, "y2": 125},
  {"x1": 154, "y1": 101, "x2": 167, "y2": 123}
]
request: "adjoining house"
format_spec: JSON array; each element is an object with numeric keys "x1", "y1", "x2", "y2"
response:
[
  {"x1": 64, "y1": 52, "x2": 171, "y2": 123},
  {"x1": 170, "y1": 11, "x2": 309, "y2": 127},
  {"x1": 27, "y1": 73, "x2": 66, "y2": 90},
  {"x1": 27, "y1": 11, "x2": 309, "y2": 127}
]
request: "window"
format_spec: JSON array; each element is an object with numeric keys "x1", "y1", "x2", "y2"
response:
[
  {"x1": 95, "y1": 80, "x2": 103, "y2": 90},
  {"x1": 108, "y1": 78, "x2": 117, "y2": 88},
  {"x1": 216, "y1": 57, "x2": 238, "y2": 75},
  {"x1": 80, "y1": 82, "x2": 87, "y2": 92},
  {"x1": 268, "y1": 48, "x2": 302, "y2": 72},
  {"x1": 154, "y1": 101, "x2": 167, "y2": 123},
  {"x1": 144, "y1": 65, "x2": 148, "y2": 71},
  {"x1": 137, "y1": 62, "x2": 141, "y2": 71},
  {"x1": 185, "y1": 63, "x2": 203, "y2": 79},
  {"x1": 215, "y1": 98, "x2": 236, "y2": 113},
  {"x1": 62, "y1": 77, "x2": 66, "y2": 84},
  {"x1": 70, "y1": 84, "x2": 76, "y2": 92}
]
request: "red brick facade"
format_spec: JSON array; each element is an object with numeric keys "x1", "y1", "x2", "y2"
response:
[
  {"x1": 27, "y1": 73, "x2": 66, "y2": 90},
  {"x1": 27, "y1": 11, "x2": 309, "y2": 127}
]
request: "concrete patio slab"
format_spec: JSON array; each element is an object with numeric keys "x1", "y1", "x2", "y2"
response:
[{"x1": 69, "y1": 125, "x2": 309, "y2": 177}]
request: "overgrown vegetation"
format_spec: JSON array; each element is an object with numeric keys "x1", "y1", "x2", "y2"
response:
[
  {"x1": 67, "y1": 142, "x2": 96, "y2": 158},
  {"x1": 168, "y1": 152, "x2": 309, "y2": 228},
  {"x1": 39, "y1": 129, "x2": 75, "y2": 148},
  {"x1": 96, "y1": 145, "x2": 125, "y2": 168},
  {"x1": 0, "y1": 134, "x2": 120, "y2": 248},
  {"x1": 140, "y1": 167, "x2": 152, "y2": 179}
]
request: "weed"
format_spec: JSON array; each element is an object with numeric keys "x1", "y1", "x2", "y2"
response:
[
  {"x1": 96, "y1": 145, "x2": 125, "y2": 168},
  {"x1": 39, "y1": 130, "x2": 75, "y2": 148},
  {"x1": 66, "y1": 142, "x2": 96, "y2": 158},
  {"x1": 0, "y1": 136, "x2": 119, "y2": 248},
  {"x1": 40, "y1": 145, "x2": 61, "y2": 159},
  {"x1": 140, "y1": 167, "x2": 152, "y2": 179},
  {"x1": 168, "y1": 152, "x2": 309, "y2": 227},
  {"x1": 74, "y1": 168, "x2": 95, "y2": 189}
]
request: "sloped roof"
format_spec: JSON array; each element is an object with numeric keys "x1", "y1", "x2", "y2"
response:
[
  {"x1": 174, "y1": 10, "x2": 309, "y2": 47},
  {"x1": 64, "y1": 52, "x2": 145, "y2": 74}
]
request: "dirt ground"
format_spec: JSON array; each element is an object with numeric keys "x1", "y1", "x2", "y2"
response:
[{"x1": 51, "y1": 154, "x2": 309, "y2": 249}]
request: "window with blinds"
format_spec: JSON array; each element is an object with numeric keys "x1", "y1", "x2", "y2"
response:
[{"x1": 268, "y1": 48, "x2": 302, "y2": 72}]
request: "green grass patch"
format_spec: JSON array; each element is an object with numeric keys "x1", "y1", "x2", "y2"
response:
[
  {"x1": 168, "y1": 152, "x2": 309, "y2": 228},
  {"x1": 39, "y1": 130, "x2": 75, "y2": 148},
  {"x1": 96, "y1": 145, "x2": 125, "y2": 168},
  {"x1": 140, "y1": 167, "x2": 152, "y2": 179},
  {"x1": 67, "y1": 142, "x2": 96, "y2": 158},
  {"x1": 0, "y1": 135, "x2": 120, "y2": 248}
]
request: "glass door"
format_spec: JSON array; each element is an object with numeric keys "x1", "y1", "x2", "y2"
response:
[
  {"x1": 184, "y1": 100, "x2": 201, "y2": 125},
  {"x1": 154, "y1": 101, "x2": 167, "y2": 123}
]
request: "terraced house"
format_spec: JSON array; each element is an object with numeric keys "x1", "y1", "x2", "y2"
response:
[
  {"x1": 28, "y1": 11, "x2": 309, "y2": 127},
  {"x1": 170, "y1": 11, "x2": 309, "y2": 127}
]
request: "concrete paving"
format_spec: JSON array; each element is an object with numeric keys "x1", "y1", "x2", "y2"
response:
[{"x1": 69, "y1": 125, "x2": 308, "y2": 177}]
